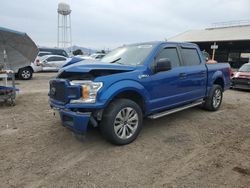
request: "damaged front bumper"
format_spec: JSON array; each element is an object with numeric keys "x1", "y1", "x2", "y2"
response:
[
  {"x1": 59, "y1": 109, "x2": 91, "y2": 134},
  {"x1": 50, "y1": 99, "x2": 92, "y2": 134},
  {"x1": 48, "y1": 78, "x2": 106, "y2": 135}
]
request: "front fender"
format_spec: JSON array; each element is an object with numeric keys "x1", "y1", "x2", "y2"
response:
[{"x1": 99, "y1": 80, "x2": 150, "y2": 108}]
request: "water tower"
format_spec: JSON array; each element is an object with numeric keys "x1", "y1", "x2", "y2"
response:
[{"x1": 57, "y1": 2, "x2": 72, "y2": 49}]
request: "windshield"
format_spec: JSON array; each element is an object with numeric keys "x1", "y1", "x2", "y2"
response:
[
  {"x1": 239, "y1": 64, "x2": 250, "y2": 72},
  {"x1": 101, "y1": 44, "x2": 154, "y2": 65}
]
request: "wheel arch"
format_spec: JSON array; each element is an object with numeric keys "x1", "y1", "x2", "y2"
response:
[
  {"x1": 210, "y1": 70, "x2": 225, "y2": 91},
  {"x1": 112, "y1": 90, "x2": 146, "y2": 114},
  {"x1": 100, "y1": 80, "x2": 150, "y2": 115},
  {"x1": 18, "y1": 66, "x2": 34, "y2": 73},
  {"x1": 213, "y1": 77, "x2": 224, "y2": 90}
]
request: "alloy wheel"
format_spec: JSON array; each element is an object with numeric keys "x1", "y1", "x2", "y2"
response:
[
  {"x1": 21, "y1": 70, "x2": 31, "y2": 79},
  {"x1": 114, "y1": 107, "x2": 139, "y2": 140},
  {"x1": 213, "y1": 89, "x2": 222, "y2": 108}
]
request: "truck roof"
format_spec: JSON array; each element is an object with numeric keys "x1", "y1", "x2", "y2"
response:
[{"x1": 126, "y1": 41, "x2": 198, "y2": 48}]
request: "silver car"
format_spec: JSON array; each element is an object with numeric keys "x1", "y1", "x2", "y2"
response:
[{"x1": 40, "y1": 55, "x2": 70, "y2": 71}]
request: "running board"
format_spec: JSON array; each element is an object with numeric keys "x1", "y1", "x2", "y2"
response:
[{"x1": 148, "y1": 101, "x2": 204, "y2": 119}]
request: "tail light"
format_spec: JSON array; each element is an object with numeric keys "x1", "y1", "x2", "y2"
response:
[
  {"x1": 35, "y1": 59, "x2": 40, "y2": 66},
  {"x1": 229, "y1": 68, "x2": 234, "y2": 79},
  {"x1": 225, "y1": 67, "x2": 232, "y2": 79}
]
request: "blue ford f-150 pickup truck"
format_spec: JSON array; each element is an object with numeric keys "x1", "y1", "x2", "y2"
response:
[{"x1": 49, "y1": 41, "x2": 231, "y2": 145}]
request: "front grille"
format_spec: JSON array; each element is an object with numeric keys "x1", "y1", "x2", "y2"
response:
[{"x1": 49, "y1": 80, "x2": 67, "y2": 103}]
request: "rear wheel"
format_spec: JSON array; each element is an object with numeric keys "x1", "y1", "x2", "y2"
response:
[
  {"x1": 100, "y1": 99, "x2": 143, "y2": 145},
  {"x1": 18, "y1": 67, "x2": 33, "y2": 80},
  {"x1": 203, "y1": 84, "x2": 223, "y2": 111}
]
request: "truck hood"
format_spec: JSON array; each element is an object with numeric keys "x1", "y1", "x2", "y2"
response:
[
  {"x1": 60, "y1": 60, "x2": 136, "y2": 73},
  {"x1": 58, "y1": 60, "x2": 138, "y2": 80}
]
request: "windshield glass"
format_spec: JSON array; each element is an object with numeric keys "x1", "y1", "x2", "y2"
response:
[
  {"x1": 239, "y1": 64, "x2": 250, "y2": 72},
  {"x1": 101, "y1": 44, "x2": 154, "y2": 65}
]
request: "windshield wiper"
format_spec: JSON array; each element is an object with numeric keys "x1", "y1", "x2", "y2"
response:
[{"x1": 109, "y1": 58, "x2": 121, "y2": 64}]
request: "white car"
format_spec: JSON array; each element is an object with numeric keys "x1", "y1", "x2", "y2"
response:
[
  {"x1": 15, "y1": 51, "x2": 51, "y2": 80},
  {"x1": 40, "y1": 55, "x2": 70, "y2": 71}
]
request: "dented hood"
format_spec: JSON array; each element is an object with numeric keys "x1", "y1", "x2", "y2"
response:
[{"x1": 61, "y1": 59, "x2": 136, "y2": 73}]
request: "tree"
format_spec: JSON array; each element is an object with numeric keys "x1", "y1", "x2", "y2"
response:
[{"x1": 73, "y1": 49, "x2": 83, "y2": 56}]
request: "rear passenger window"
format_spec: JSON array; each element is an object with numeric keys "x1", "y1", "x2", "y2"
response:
[
  {"x1": 47, "y1": 57, "x2": 55, "y2": 62},
  {"x1": 54, "y1": 57, "x2": 66, "y2": 61},
  {"x1": 181, "y1": 48, "x2": 201, "y2": 66},
  {"x1": 157, "y1": 48, "x2": 181, "y2": 68}
]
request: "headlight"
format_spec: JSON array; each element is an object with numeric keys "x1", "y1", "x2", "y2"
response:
[{"x1": 70, "y1": 80, "x2": 103, "y2": 104}]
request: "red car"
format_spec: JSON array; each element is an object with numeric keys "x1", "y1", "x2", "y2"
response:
[{"x1": 231, "y1": 63, "x2": 250, "y2": 90}]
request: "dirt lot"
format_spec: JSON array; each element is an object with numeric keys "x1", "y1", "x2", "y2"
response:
[{"x1": 0, "y1": 72, "x2": 250, "y2": 188}]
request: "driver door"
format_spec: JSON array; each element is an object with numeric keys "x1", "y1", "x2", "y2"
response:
[{"x1": 143, "y1": 45, "x2": 187, "y2": 113}]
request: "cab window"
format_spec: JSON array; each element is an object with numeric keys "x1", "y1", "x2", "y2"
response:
[
  {"x1": 181, "y1": 48, "x2": 201, "y2": 66},
  {"x1": 157, "y1": 48, "x2": 181, "y2": 68}
]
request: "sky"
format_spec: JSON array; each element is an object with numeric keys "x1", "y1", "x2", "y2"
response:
[{"x1": 0, "y1": 0, "x2": 250, "y2": 50}]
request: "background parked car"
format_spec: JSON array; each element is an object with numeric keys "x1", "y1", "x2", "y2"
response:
[
  {"x1": 40, "y1": 55, "x2": 70, "y2": 71},
  {"x1": 15, "y1": 51, "x2": 51, "y2": 80},
  {"x1": 38, "y1": 47, "x2": 69, "y2": 57},
  {"x1": 231, "y1": 63, "x2": 250, "y2": 90},
  {"x1": 16, "y1": 49, "x2": 68, "y2": 80}
]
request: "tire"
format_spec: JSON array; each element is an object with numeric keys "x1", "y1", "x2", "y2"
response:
[
  {"x1": 202, "y1": 84, "x2": 223, "y2": 111},
  {"x1": 100, "y1": 99, "x2": 143, "y2": 145},
  {"x1": 18, "y1": 67, "x2": 33, "y2": 80}
]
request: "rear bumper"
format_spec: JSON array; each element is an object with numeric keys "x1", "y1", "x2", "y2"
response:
[{"x1": 57, "y1": 108, "x2": 91, "y2": 134}]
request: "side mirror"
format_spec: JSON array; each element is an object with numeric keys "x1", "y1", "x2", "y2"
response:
[{"x1": 155, "y1": 58, "x2": 172, "y2": 73}]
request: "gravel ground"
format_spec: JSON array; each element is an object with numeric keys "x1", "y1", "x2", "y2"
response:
[{"x1": 0, "y1": 72, "x2": 250, "y2": 188}]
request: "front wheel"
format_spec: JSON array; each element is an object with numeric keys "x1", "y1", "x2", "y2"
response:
[
  {"x1": 202, "y1": 84, "x2": 223, "y2": 111},
  {"x1": 100, "y1": 99, "x2": 143, "y2": 145}
]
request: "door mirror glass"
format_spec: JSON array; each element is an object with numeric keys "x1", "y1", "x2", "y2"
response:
[{"x1": 155, "y1": 58, "x2": 172, "y2": 73}]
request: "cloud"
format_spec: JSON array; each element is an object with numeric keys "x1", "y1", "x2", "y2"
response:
[{"x1": 0, "y1": 0, "x2": 249, "y2": 49}]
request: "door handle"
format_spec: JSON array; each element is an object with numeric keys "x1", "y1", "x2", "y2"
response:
[
  {"x1": 200, "y1": 71, "x2": 206, "y2": 76},
  {"x1": 179, "y1": 73, "x2": 187, "y2": 78}
]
